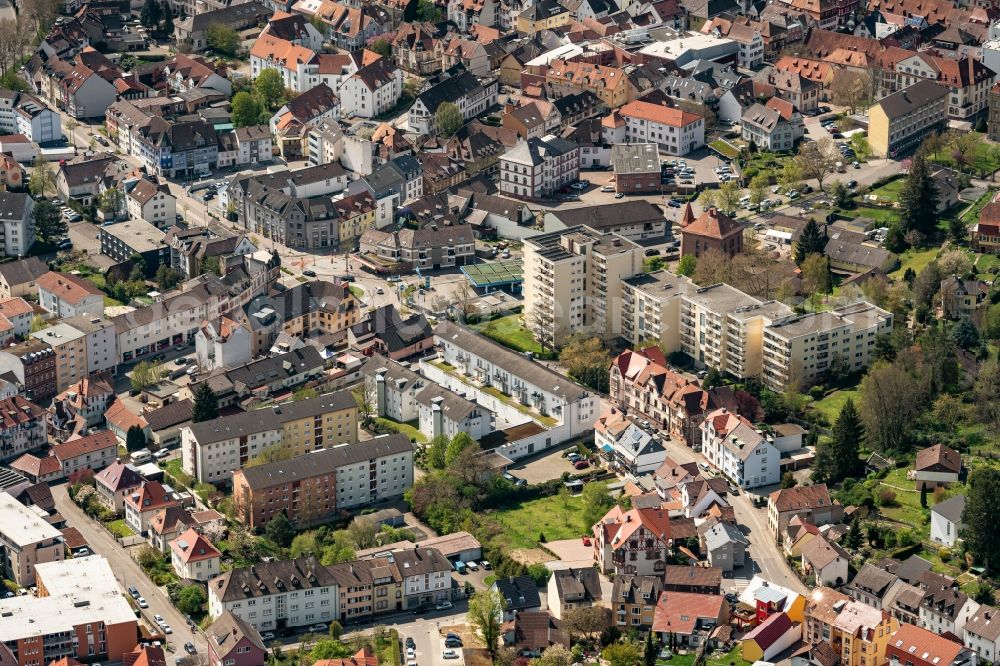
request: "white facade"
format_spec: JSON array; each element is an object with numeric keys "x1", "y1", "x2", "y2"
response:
[
  {"x1": 700, "y1": 409, "x2": 780, "y2": 489},
  {"x1": 930, "y1": 509, "x2": 962, "y2": 546},
  {"x1": 964, "y1": 607, "x2": 1000, "y2": 664},
  {"x1": 181, "y1": 420, "x2": 283, "y2": 484},
  {"x1": 333, "y1": 449, "x2": 415, "y2": 510},
  {"x1": 339, "y1": 66, "x2": 404, "y2": 119},
  {"x1": 250, "y1": 45, "x2": 319, "y2": 94},
  {"x1": 499, "y1": 135, "x2": 580, "y2": 199},
  {"x1": 127, "y1": 185, "x2": 177, "y2": 229},
  {"x1": 620, "y1": 103, "x2": 705, "y2": 157},
  {"x1": 0, "y1": 192, "x2": 33, "y2": 257},
  {"x1": 416, "y1": 394, "x2": 492, "y2": 442},
  {"x1": 195, "y1": 321, "x2": 252, "y2": 372},
  {"x1": 0, "y1": 93, "x2": 61, "y2": 144},
  {"x1": 921, "y1": 597, "x2": 979, "y2": 637},
  {"x1": 370, "y1": 367, "x2": 423, "y2": 423},
  {"x1": 208, "y1": 575, "x2": 340, "y2": 632}
]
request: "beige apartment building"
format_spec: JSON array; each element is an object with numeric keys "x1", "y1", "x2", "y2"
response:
[
  {"x1": 617, "y1": 270, "x2": 891, "y2": 391},
  {"x1": 523, "y1": 225, "x2": 644, "y2": 347},
  {"x1": 0, "y1": 491, "x2": 65, "y2": 586},
  {"x1": 31, "y1": 323, "x2": 89, "y2": 392},
  {"x1": 762, "y1": 302, "x2": 893, "y2": 389},
  {"x1": 276, "y1": 391, "x2": 359, "y2": 456}
]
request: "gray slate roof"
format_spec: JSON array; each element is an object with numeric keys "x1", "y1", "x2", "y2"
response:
[{"x1": 932, "y1": 494, "x2": 965, "y2": 524}]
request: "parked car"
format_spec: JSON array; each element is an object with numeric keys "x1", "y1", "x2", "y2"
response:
[
  {"x1": 129, "y1": 586, "x2": 139, "y2": 598},
  {"x1": 847, "y1": 180, "x2": 858, "y2": 189},
  {"x1": 303, "y1": 269, "x2": 317, "y2": 277},
  {"x1": 574, "y1": 460, "x2": 590, "y2": 470},
  {"x1": 375, "y1": 287, "x2": 384, "y2": 294},
  {"x1": 309, "y1": 624, "x2": 328, "y2": 632},
  {"x1": 615, "y1": 192, "x2": 625, "y2": 199},
  {"x1": 184, "y1": 643, "x2": 196, "y2": 655},
  {"x1": 405, "y1": 638, "x2": 416, "y2": 650},
  {"x1": 698, "y1": 462, "x2": 710, "y2": 472},
  {"x1": 153, "y1": 615, "x2": 165, "y2": 625},
  {"x1": 445, "y1": 638, "x2": 463, "y2": 649},
  {"x1": 154, "y1": 449, "x2": 170, "y2": 460},
  {"x1": 442, "y1": 650, "x2": 459, "y2": 660},
  {"x1": 137, "y1": 597, "x2": 148, "y2": 608},
  {"x1": 668, "y1": 199, "x2": 682, "y2": 208},
  {"x1": 435, "y1": 600, "x2": 454, "y2": 611},
  {"x1": 600, "y1": 185, "x2": 614, "y2": 192},
  {"x1": 480, "y1": 560, "x2": 491, "y2": 570},
  {"x1": 261, "y1": 632, "x2": 276, "y2": 641},
  {"x1": 582, "y1": 536, "x2": 591, "y2": 546},
  {"x1": 465, "y1": 561, "x2": 479, "y2": 571}
]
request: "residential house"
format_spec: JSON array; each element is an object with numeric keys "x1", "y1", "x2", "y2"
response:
[
  {"x1": 743, "y1": 612, "x2": 802, "y2": 661},
  {"x1": 173, "y1": 3, "x2": 272, "y2": 50},
  {"x1": 612, "y1": 575, "x2": 662, "y2": 631},
  {"x1": 930, "y1": 495, "x2": 965, "y2": 547},
  {"x1": 700, "y1": 408, "x2": 780, "y2": 489},
  {"x1": 124, "y1": 480, "x2": 181, "y2": 535},
  {"x1": 0, "y1": 491, "x2": 65, "y2": 586},
  {"x1": 799, "y1": 534, "x2": 850, "y2": 586},
  {"x1": 493, "y1": 576, "x2": 542, "y2": 621},
  {"x1": 0, "y1": 257, "x2": 48, "y2": 299},
  {"x1": 148, "y1": 505, "x2": 195, "y2": 552},
  {"x1": 964, "y1": 605, "x2": 1000, "y2": 664},
  {"x1": 653, "y1": 591, "x2": 729, "y2": 646},
  {"x1": 887, "y1": 623, "x2": 979, "y2": 666},
  {"x1": 973, "y1": 191, "x2": 1000, "y2": 254},
  {"x1": 366, "y1": 355, "x2": 425, "y2": 423},
  {"x1": 517, "y1": 0, "x2": 571, "y2": 34},
  {"x1": 940, "y1": 277, "x2": 988, "y2": 320},
  {"x1": 358, "y1": 223, "x2": 475, "y2": 271},
  {"x1": 55, "y1": 154, "x2": 116, "y2": 206},
  {"x1": 768, "y1": 484, "x2": 840, "y2": 541},
  {"x1": 133, "y1": 118, "x2": 218, "y2": 179},
  {"x1": 0, "y1": 395, "x2": 47, "y2": 463},
  {"x1": 741, "y1": 98, "x2": 803, "y2": 152},
  {"x1": 913, "y1": 444, "x2": 962, "y2": 490},
  {"x1": 919, "y1": 574, "x2": 979, "y2": 636},
  {"x1": 594, "y1": 408, "x2": 667, "y2": 476},
  {"x1": 592, "y1": 504, "x2": 672, "y2": 576},
  {"x1": 250, "y1": 33, "x2": 320, "y2": 94},
  {"x1": 548, "y1": 567, "x2": 603, "y2": 620},
  {"x1": 206, "y1": 611, "x2": 268, "y2": 666},
  {"x1": 680, "y1": 207, "x2": 743, "y2": 259},
  {"x1": 501, "y1": 611, "x2": 571, "y2": 656},
  {"x1": 126, "y1": 178, "x2": 176, "y2": 229},
  {"x1": 93, "y1": 460, "x2": 144, "y2": 512},
  {"x1": 170, "y1": 527, "x2": 222, "y2": 581},
  {"x1": 415, "y1": 383, "x2": 492, "y2": 442},
  {"x1": 618, "y1": 100, "x2": 705, "y2": 156},
  {"x1": 51, "y1": 431, "x2": 117, "y2": 479},
  {"x1": 699, "y1": 519, "x2": 747, "y2": 573},
  {"x1": 543, "y1": 59, "x2": 635, "y2": 108}
]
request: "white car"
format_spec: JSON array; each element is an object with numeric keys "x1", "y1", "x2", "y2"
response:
[
  {"x1": 153, "y1": 615, "x2": 165, "y2": 625},
  {"x1": 442, "y1": 650, "x2": 459, "y2": 660},
  {"x1": 600, "y1": 185, "x2": 614, "y2": 192},
  {"x1": 162, "y1": 625, "x2": 173, "y2": 635},
  {"x1": 435, "y1": 600, "x2": 454, "y2": 610},
  {"x1": 154, "y1": 449, "x2": 170, "y2": 459},
  {"x1": 137, "y1": 597, "x2": 148, "y2": 608},
  {"x1": 466, "y1": 561, "x2": 479, "y2": 571},
  {"x1": 261, "y1": 632, "x2": 275, "y2": 641}
]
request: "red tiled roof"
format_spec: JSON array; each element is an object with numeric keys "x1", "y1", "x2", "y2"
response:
[
  {"x1": 744, "y1": 611, "x2": 793, "y2": 650},
  {"x1": 682, "y1": 208, "x2": 742, "y2": 240},
  {"x1": 170, "y1": 527, "x2": 221, "y2": 564},
  {"x1": 59, "y1": 526, "x2": 88, "y2": 549},
  {"x1": 769, "y1": 483, "x2": 832, "y2": 512},
  {"x1": 619, "y1": 100, "x2": 702, "y2": 128},
  {"x1": 887, "y1": 623, "x2": 965, "y2": 666},
  {"x1": 36, "y1": 271, "x2": 103, "y2": 304},
  {"x1": 0, "y1": 297, "x2": 34, "y2": 318},
  {"x1": 10, "y1": 453, "x2": 61, "y2": 477},
  {"x1": 126, "y1": 480, "x2": 179, "y2": 513},
  {"x1": 652, "y1": 590, "x2": 726, "y2": 634},
  {"x1": 313, "y1": 648, "x2": 379, "y2": 666},
  {"x1": 52, "y1": 430, "x2": 117, "y2": 462},
  {"x1": 914, "y1": 443, "x2": 961, "y2": 473}
]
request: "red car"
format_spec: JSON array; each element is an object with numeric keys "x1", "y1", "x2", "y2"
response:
[
  {"x1": 574, "y1": 460, "x2": 590, "y2": 470},
  {"x1": 581, "y1": 536, "x2": 592, "y2": 546}
]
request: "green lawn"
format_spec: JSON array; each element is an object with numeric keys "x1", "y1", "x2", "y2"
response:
[
  {"x1": 103, "y1": 295, "x2": 123, "y2": 307},
  {"x1": 106, "y1": 519, "x2": 134, "y2": 538},
  {"x1": 972, "y1": 252, "x2": 1000, "y2": 279},
  {"x1": 869, "y1": 178, "x2": 905, "y2": 202},
  {"x1": 810, "y1": 389, "x2": 859, "y2": 424},
  {"x1": 489, "y1": 494, "x2": 594, "y2": 549},
  {"x1": 349, "y1": 285, "x2": 364, "y2": 299},
  {"x1": 705, "y1": 644, "x2": 749, "y2": 666},
  {"x1": 930, "y1": 135, "x2": 1000, "y2": 175},
  {"x1": 472, "y1": 314, "x2": 549, "y2": 356},
  {"x1": 372, "y1": 417, "x2": 427, "y2": 443},
  {"x1": 890, "y1": 247, "x2": 940, "y2": 279},
  {"x1": 877, "y1": 467, "x2": 929, "y2": 534}
]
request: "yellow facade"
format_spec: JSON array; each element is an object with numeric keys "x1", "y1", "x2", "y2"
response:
[
  {"x1": 867, "y1": 104, "x2": 890, "y2": 158},
  {"x1": 339, "y1": 209, "x2": 376, "y2": 251},
  {"x1": 838, "y1": 611, "x2": 898, "y2": 666},
  {"x1": 280, "y1": 405, "x2": 359, "y2": 456},
  {"x1": 517, "y1": 10, "x2": 570, "y2": 35}
]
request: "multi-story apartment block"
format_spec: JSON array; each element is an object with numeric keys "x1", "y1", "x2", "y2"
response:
[
  {"x1": 392, "y1": 548, "x2": 453, "y2": 609},
  {"x1": 920, "y1": 577, "x2": 979, "y2": 636},
  {"x1": 700, "y1": 408, "x2": 780, "y2": 489},
  {"x1": 31, "y1": 323, "x2": 89, "y2": 393},
  {"x1": 124, "y1": 480, "x2": 181, "y2": 535},
  {"x1": 835, "y1": 601, "x2": 900, "y2": 666},
  {"x1": 523, "y1": 225, "x2": 643, "y2": 346},
  {"x1": 620, "y1": 271, "x2": 697, "y2": 351},
  {"x1": 59, "y1": 316, "x2": 118, "y2": 377},
  {"x1": 275, "y1": 391, "x2": 359, "y2": 456},
  {"x1": 358, "y1": 223, "x2": 476, "y2": 271},
  {"x1": 761, "y1": 302, "x2": 893, "y2": 391},
  {"x1": 0, "y1": 90, "x2": 61, "y2": 144},
  {"x1": 0, "y1": 396, "x2": 47, "y2": 463},
  {"x1": 611, "y1": 575, "x2": 662, "y2": 631},
  {"x1": 208, "y1": 556, "x2": 341, "y2": 632},
  {"x1": 0, "y1": 339, "x2": 56, "y2": 402},
  {"x1": 869, "y1": 81, "x2": 949, "y2": 158},
  {"x1": 170, "y1": 528, "x2": 222, "y2": 582},
  {"x1": 250, "y1": 34, "x2": 319, "y2": 94},
  {"x1": 499, "y1": 135, "x2": 580, "y2": 200},
  {"x1": 126, "y1": 178, "x2": 177, "y2": 230},
  {"x1": 879, "y1": 51, "x2": 993, "y2": 122},
  {"x1": 408, "y1": 71, "x2": 499, "y2": 136},
  {"x1": 542, "y1": 58, "x2": 635, "y2": 108},
  {"x1": 1, "y1": 556, "x2": 137, "y2": 666},
  {"x1": 182, "y1": 411, "x2": 283, "y2": 485},
  {"x1": 618, "y1": 101, "x2": 705, "y2": 156},
  {"x1": 340, "y1": 59, "x2": 404, "y2": 120},
  {"x1": 231, "y1": 433, "x2": 414, "y2": 530},
  {"x1": 0, "y1": 192, "x2": 34, "y2": 259},
  {"x1": 448, "y1": 0, "x2": 498, "y2": 29},
  {"x1": 768, "y1": 484, "x2": 840, "y2": 541},
  {"x1": 741, "y1": 98, "x2": 804, "y2": 152},
  {"x1": 133, "y1": 118, "x2": 219, "y2": 180},
  {"x1": 0, "y1": 492, "x2": 64, "y2": 586},
  {"x1": 94, "y1": 460, "x2": 144, "y2": 512},
  {"x1": 988, "y1": 83, "x2": 1000, "y2": 142}
]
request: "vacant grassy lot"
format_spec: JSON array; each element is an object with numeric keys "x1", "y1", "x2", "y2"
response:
[
  {"x1": 810, "y1": 389, "x2": 859, "y2": 424},
  {"x1": 890, "y1": 247, "x2": 940, "y2": 279},
  {"x1": 372, "y1": 417, "x2": 426, "y2": 443},
  {"x1": 878, "y1": 467, "x2": 929, "y2": 536},
  {"x1": 490, "y1": 494, "x2": 593, "y2": 549},
  {"x1": 472, "y1": 314, "x2": 552, "y2": 357},
  {"x1": 869, "y1": 178, "x2": 905, "y2": 202}
]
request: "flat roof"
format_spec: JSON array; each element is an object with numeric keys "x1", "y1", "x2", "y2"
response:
[
  {"x1": 0, "y1": 491, "x2": 61, "y2": 546},
  {"x1": 35, "y1": 555, "x2": 120, "y2": 596},
  {"x1": 101, "y1": 219, "x2": 166, "y2": 253},
  {"x1": 462, "y1": 259, "x2": 524, "y2": 287},
  {"x1": 0, "y1": 587, "x2": 135, "y2": 641},
  {"x1": 31, "y1": 322, "x2": 88, "y2": 345}
]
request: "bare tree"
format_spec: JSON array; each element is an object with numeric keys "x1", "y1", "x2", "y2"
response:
[
  {"x1": 795, "y1": 138, "x2": 839, "y2": 192},
  {"x1": 20, "y1": 0, "x2": 60, "y2": 41},
  {"x1": 354, "y1": 380, "x2": 377, "y2": 426},
  {"x1": 829, "y1": 71, "x2": 867, "y2": 114},
  {"x1": 525, "y1": 307, "x2": 554, "y2": 353},
  {"x1": 347, "y1": 517, "x2": 378, "y2": 550}
]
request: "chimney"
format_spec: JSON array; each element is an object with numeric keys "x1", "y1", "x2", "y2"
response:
[{"x1": 375, "y1": 369, "x2": 387, "y2": 418}]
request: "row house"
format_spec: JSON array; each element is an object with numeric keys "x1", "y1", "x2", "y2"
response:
[
  {"x1": 887, "y1": 624, "x2": 979, "y2": 666},
  {"x1": 594, "y1": 408, "x2": 666, "y2": 476},
  {"x1": 772, "y1": 0, "x2": 860, "y2": 29},
  {"x1": 133, "y1": 117, "x2": 218, "y2": 180},
  {"x1": 291, "y1": 0, "x2": 389, "y2": 50},
  {"x1": 700, "y1": 408, "x2": 780, "y2": 489},
  {"x1": 448, "y1": 0, "x2": 498, "y2": 29},
  {"x1": 392, "y1": 22, "x2": 443, "y2": 75}
]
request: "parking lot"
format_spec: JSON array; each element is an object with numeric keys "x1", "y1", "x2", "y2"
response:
[{"x1": 507, "y1": 444, "x2": 583, "y2": 485}]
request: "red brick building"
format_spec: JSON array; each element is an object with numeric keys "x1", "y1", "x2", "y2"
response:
[{"x1": 680, "y1": 207, "x2": 744, "y2": 259}]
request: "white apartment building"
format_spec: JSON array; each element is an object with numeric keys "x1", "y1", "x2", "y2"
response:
[
  {"x1": 408, "y1": 72, "x2": 499, "y2": 136},
  {"x1": 368, "y1": 357, "x2": 425, "y2": 423},
  {"x1": 340, "y1": 60, "x2": 404, "y2": 119},
  {"x1": 700, "y1": 408, "x2": 780, "y2": 489},
  {"x1": 181, "y1": 411, "x2": 282, "y2": 484},
  {"x1": 126, "y1": 178, "x2": 177, "y2": 229},
  {"x1": 761, "y1": 302, "x2": 893, "y2": 390},
  {"x1": 393, "y1": 548, "x2": 452, "y2": 607},
  {"x1": 620, "y1": 270, "x2": 698, "y2": 350},
  {"x1": 964, "y1": 606, "x2": 1000, "y2": 664},
  {"x1": 618, "y1": 100, "x2": 705, "y2": 156},
  {"x1": 208, "y1": 557, "x2": 341, "y2": 632},
  {"x1": 249, "y1": 34, "x2": 319, "y2": 93},
  {"x1": 0, "y1": 192, "x2": 34, "y2": 257},
  {"x1": 0, "y1": 90, "x2": 61, "y2": 144},
  {"x1": 59, "y1": 315, "x2": 118, "y2": 376},
  {"x1": 422, "y1": 321, "x2": 598, "y2": 459},
  {"x1": 523, "y1": 225, "x2": 644, "y2": 346},
  {"x1": 499, "y1": 135, "x2": 580, "y2": 199},
  {"x1": 170, "y1": 528, "x2": 221, "y2": 582},
  {"x1": 0, "y1": 492, "x2": 64, "y2": 586},
  {"x1": 416, "y1": 386, "x2": 493, "y2": 442}
]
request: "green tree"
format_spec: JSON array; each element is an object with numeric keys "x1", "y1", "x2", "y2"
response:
[
  {"x1": 130, "y1": 360, "x2": 159, "y2": 393},
  {"x1": 434, "y1": 101, "x2": 463, "y2": 138},
  {"x1": 155, "y1": 264, "x2": 182, "y2": 290},
  {"x1": 416, "y1": 0, "x2": 444, "y2": 21},
  {"x1": 140, "y1": 0, "x2": 161, "y2": 28},
  {"x1": 793, "y1": 218, "x2": 826, "y2": 265},
  {"x1": 98, "y1": 187, "x2": 125, "y2": 218},
  {"x1": 850, "y1": 133, "x2": 870, "y2": 160},
  {"x1": 830, "y1": 180, "x2": 851, "y2": 208},
  {"x1": 813, "y1": 398, "x2": 864, "y2": 483},
  {"x1": 29, "y1": 314, "x2": 46, "y2": 333},
  {"x1": 749, "y1": 173, "x2": 768, "y2": 206},
  {"x1": 206, "y1": 24, "x2": 240, "y2": 56},
  {"x1": 254, "y1": 68, "x2": 286, "y2": 111},
  {"x1": 264, "y1": 512, "x2": 295, "y2": 547},
  {"x1": 795, "y1": 138, "x2": 838, "y2": 192},
  {"x1": 468, "y1": 588, "x2": 506, "y2": 659},
  {"x1": 581, "y1": 481, "x2": 614, "y2": 526},
  {"x1": 717, "y1": 180, "x2": 741, "y2": 213},
  {"x1": 538, "y1": 645, "x2": 572, "y2": 666},
  {"x1": 952, "y1": 319, "x2": 980, "y2": 350},
  {"x1": 781, "y1": 471, "x2": 797, "y2": 488},
  {"x1": 962, "y1": 467, "x2": 1000, "y2": 570},
  {"x1": 802, "y1": 252, "x2": 832, "y2": 308},
  {"x1": 230, "y1": 91, "x2": 263, "y2": 128},
  {"x1": 176, "y1": 585, "x2": 206, "y2": 616},
  {"x1": 32, "y1": 199, "x2": 65, "y2": 244},
  {"x1": 559, "y1": 336, "x2": 611, "y2": 393},
  {"x1": 310, "y1": 641, "x2": 352, "y2": 660},
  {"x1": 445, "y1": 432, "x2": 476, "y2": 466},
  {"x1": 859, "y1": 362, "x2": 925, "y2": 452},
  {"x1": 644, "y1": 256, "x2": 665, "y2": 272},
  {"x1": 368, "y1": 37, "x2": 391, "y2": 57},
  {"x1": 125, "y1": 424, "x2": 147, "y2": 452},
  {"x1": 899, "y1": 150, "x2": 939, "y2": 235},
  {"x1": 677, "y1": 254, "x2": 697, "y2": 277},
  {"x1": 643, "y1": 630, "x2": 657, "y2": 666},
  {"x1": 603, "y1": 642, "x2": 643, "y2": 666},
  {"x1": 160, "y1": 0, "x2": 173, "y2": 33},
  {"x1": 328, "y1": 621, "x2": 343, "y2": 640},
  {"x1": 191, "y1": 382, "x2": 219, "y2": 422},
  {"x1": 884, "y1": 222, "x2": 907, "y2": 253},
  {"x1": 426, "y1": 434, "x2": 447, "y2": 469}
]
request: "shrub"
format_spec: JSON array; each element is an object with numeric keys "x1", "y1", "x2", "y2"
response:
[{"x1": 877, "y1": 488, "x2": 898, "y2": 507}]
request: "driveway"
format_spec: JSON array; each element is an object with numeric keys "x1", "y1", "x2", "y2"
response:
[
  {"x1": 507, "y1": 445, "x2": 579, "y2": 485},
  {"x1": 544, "y1": 538, "x2": 594, "y2": 569},
  {"x1": 51, "y1": 483, "x2": 205, "y2": 654}
]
